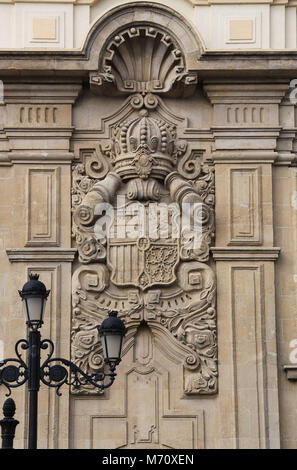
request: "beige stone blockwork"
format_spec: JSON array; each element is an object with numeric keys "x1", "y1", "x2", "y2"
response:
[
  {"x1": 214, "y1": 163, "x2": 273, "y2": 248},
  {"x1": 32, "y1": 17, "x2": 57, "y2": 40},
  {"x1": 273, "y1": 166, "x2": 297, "y2": 449},
  {"x1": 229, "y1": 19, "x2": 254, "y2": 41},
  {"x1": 0, "y1": 166, "x2": 14, "y2": 364},
  {"x1": 2, "y1": 160, "x2": 74, "y2": 447},
  {"x1": 1, "y1": 84, "x2": 81, "y2": 165},
  {"x1": 215, "y1": 260, "x2": 280, "y2": 448},
  {"x1": 6, "y1": 104, "x2": 72, "y2": 128},
  {"x1": 0, "y1": 2, "x2": 297, "y2": 451},
  {"x1": 70, "y1": 340, "x2": 207, "y2": 449},
  {"x1": 4, "y1": 262, "x2": 73, "y2": 449},
  {"x1": 26, "y1": 167, "x2": 60, "y2": 247},
  {"x1": 6, "y1": 164, "x2": 71, "y2": 250},
  {"x1": 229, "y1": 166, "x2": 262, "y2": 245}
]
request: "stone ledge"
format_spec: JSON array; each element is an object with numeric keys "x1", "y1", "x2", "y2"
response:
[
  {"x1": 283, "y1": 365, "x2": 297, "y2": 380},
  {"x1": 190, "y1": 0, "x2": 283, "y2": 4},
  {"x1": 211, "y1": 150, "x2": 278, "y2": 163},
  {"x1": 6, "y1": 248, "x2": 77, "y2": 262},
  {"x1": 0, "y1": 150, "x2": 74, "y2": 165},
  {"x1": 4, "y1": 84, "x2": 82, "y2": 104},
  {"x1": 0, "y1": 0, "x2": 104, "y2": 4},
  {"x1": 211, "y1": 246, "x2": 281, "y2": 261}
]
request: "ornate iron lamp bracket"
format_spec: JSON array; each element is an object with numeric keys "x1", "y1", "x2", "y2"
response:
[
  {"x1": 0, "y1": 336, "x2": 116, "y2": 397},
  {"x1": 39, "y1": 338, "x2": 116, "y2": 396},
  {"x1": 0, "y1": 339, "x2": 29, "y2": 396}
]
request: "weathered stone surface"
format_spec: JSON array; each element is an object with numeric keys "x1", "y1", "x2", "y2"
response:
[{"x1": 0, "y1": 1, "x2": 296, "y2": 450}]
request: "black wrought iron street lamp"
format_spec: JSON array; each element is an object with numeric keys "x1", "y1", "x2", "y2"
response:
[
  {"x1": 19, "y1": 274, "x2": 50, "y2": 330},
  {"x1": 0, "y1": 274, "x2": 126, "y2": 449}
]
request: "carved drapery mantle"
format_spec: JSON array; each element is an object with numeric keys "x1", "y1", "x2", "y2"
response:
[{"x1": 71, "y1": 7, "x2": 217, "y2": 396}]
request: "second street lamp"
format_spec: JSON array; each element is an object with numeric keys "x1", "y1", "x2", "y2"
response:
[
  {"x1": 18, "y1": 274, "x2": 50, "y2": 449},
  {"x1": 19, "y1": 274, "x2": 50, "y2": 329},
  {"x1": 100, "y1": 310, "x2": 127, "y2": 366},
  {"x1": 0, "y1": 274, "x2": 127, "y2": 449}
]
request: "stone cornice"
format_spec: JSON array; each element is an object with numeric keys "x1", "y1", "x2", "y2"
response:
[
  {"x1": 3, "y1": 83, "x2": 82, "y2": 104},
  {"x1": 0, "y1": 0, "x2": 295, "y2": 4},
  {"x1": 6, "y1": 248, "x2": 77, "y2": 262},
  {"x1": 204, "y1": 83, "x2": 289, "y2": 104},
  {"x1": 189, "y1": 0, "x2": 296, "y2": 4},
  {"x1": 1, "y1": 51, "x2": 297, "y2": 80},
  {"x1": 210, "y1": 150, "x2": 297, "y2": 165},
  {"x1": 0, "y1": 151, "x2": 74, "y2": 165},
  {"x1": 211, "y1": 246, "x2": 281, "y2": 261},
  {"x1": 0, "y1": 0, "x2": 92, "y2": 3},
  {"x1": 211, "y1": 150, "x2": 278, "y2": 163}
]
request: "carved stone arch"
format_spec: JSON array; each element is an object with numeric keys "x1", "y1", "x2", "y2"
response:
[{"x1": 82, "y1": 2, "x2": 205, "y2": 97}]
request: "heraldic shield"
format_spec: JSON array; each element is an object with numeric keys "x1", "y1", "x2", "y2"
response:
[
  {"x1": 107, "y1": 201, "x2": 180, "y2": 291},
  {"x1": 108, "y1": 237, "x2": 179, "y2": 290}
]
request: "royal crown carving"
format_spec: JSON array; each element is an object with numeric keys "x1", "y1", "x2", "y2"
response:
[{"x1": 109, "y1": 108, "x2": 185, "y2": 181}]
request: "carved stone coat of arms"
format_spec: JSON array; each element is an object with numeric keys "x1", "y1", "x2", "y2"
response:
[{"x1": 71, "y1": 24, "x2": 217, "y2": 396}]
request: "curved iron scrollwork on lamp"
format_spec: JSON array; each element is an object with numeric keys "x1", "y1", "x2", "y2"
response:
[
  {"x1": 0, "y1": 274, "x2": 126, "y2": 449},
  {"x1": 0, "y1": 339, "x2": 29, "y2": 395},
  {"x1": 0, "y1": 337, "x2": 118, "y2": 398}
]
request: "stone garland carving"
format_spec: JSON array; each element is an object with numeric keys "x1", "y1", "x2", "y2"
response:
[{"x1": 71, "y1": 90, "x2": 217, "y2": 395}]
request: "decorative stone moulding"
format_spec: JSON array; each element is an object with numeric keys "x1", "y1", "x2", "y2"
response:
[
  {"x1": 211, "y1": 247, "x2": 281, "y2": 261},
  {"x1": 6, "y1": 248, "x2": 77, "y2": 263},
  {"x1": 108, "y1": 105, "x2": 187, "y2": 181},
  {"x1": 90, "y1": 25, "x2": 198, "y2": 98},
  {"x1": 87, "y1": 3, "x2": 204, "y2": 98},
  {"x1": 283, "y1": 365, "x2": 297, "y2": 380}
]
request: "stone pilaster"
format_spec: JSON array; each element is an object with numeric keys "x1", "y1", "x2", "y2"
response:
[
  {"x1": 204, "y1": 81, "x2": 288, "y2": 448},
  {"x1": 3, "y1": 82, "x2": 81, "y2": 448}
]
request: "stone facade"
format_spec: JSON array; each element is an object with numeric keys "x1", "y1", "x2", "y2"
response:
[{"x1": 0, "y1": 0, "x2": 297, "y2": 449}]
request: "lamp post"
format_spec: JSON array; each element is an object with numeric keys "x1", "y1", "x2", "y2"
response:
[{"x1": 0, "y1": 274, "x2": 127, "y2": 449}]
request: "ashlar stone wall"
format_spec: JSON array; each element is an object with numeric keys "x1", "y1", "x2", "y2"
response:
[{"x1": 0, "y1": 2, "x2": 296, "y2": 449}]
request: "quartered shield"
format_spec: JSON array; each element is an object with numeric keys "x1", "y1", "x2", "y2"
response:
[{"x1": 107, "y1": 236, "x2": 179, "y2": 291}]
